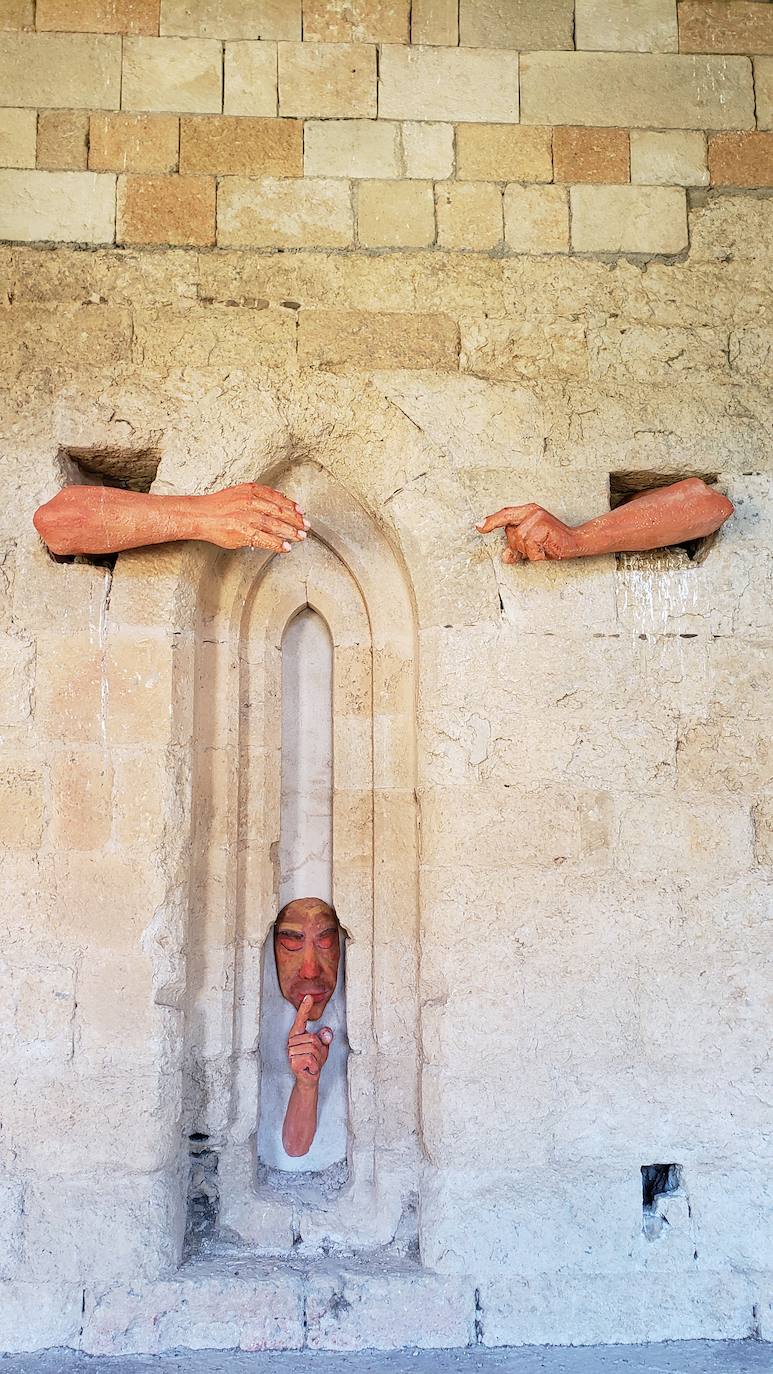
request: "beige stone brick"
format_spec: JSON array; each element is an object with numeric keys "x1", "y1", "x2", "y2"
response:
[
  {"x1": 679, "y1": 1, "x2": 773, "y2": 55},
  {"x1": 0, "y1": 109, "x2": 35, "y2": 168},
  {"x1": 89, "y1": 113, "x2": 179, "y2": 172},
  {"x1": 570, "y1": 184, "x2": 687, "y2": 253},
  {"x1": 279, "y1": 41, "x2": 376, "y2": 117},
  {"x1": 0, "y1": 635, "x2": 33, "y2": 727},
  {"x1": 357, "y1": 179, "x2": 435, "y2": 247},
  {"x1": 520, "y1": 52, "x2": 754, "y2": 129},
  {"x1": 160, "y1": 0, "x2": 300, "y2": 38},
  {"x1": 630, "y1": 129, "x2": 707, "y2": 185},
  {"x1": 757, "y1": 57, "x2": 773, "y2": 130},
  {"x1": 0, "y1": 768, "x2": 43, "y2": 849},
  {"x1": 380, "y1": 46, "x2": 519, "y2": 123},
  {"x1": 553, "y1": 127, "x2": 629, "y2": 183},
  {"x1": 35, "y1": 634, "x2": 104, "y2": 743},
  {"x1": 180, "y1": 115, "x2": 301, "y2": 175},
  {"x1": 36, "y1": 0, "x2": 160, "y2": 34},
  {"x1": 401, "y1": 121, "x2": 454, "y2": 178},
  {"x1": 436, "y1": 182, "x2": 502, "y2": 250},
  {"x1": 303, "y1": 0, "x2": 409, "y2": 43},
  {"x1": 460, "y1": 0, "x2": 573, "y2": 48},
  {"x1": 117, "y1": 173, "x2": 215, "y2": 245},
  {"x1": 304, "y1": 119, "x2": 399, "y2": 178},
  {"x1": 121, "y1": 36, "x2": 222, "y2": 113},
  {"x1": 50, "y1": 751, "x2": 113, "y2": 850},
  {"x1": 36, "y1": 112, "x2": 89, "y2": 171},
  {"x1": 456, "y1": 125, "x2": 552, "y2": 182},
  {"x1": 132, "y1": 304, "x2": 295, "y2": 367},
  {"x1": 709, "y1": 131, "x2": 773, "y2": 187},
  {"x1": 0, "y1": 0, "x2": 33, "y2": 27},
  {"x1": 224, "y1": 41, "x2": 277, "y2": 116},
  {"x1": 0, "y1": 303, "x2": 130, "y2": 369},
  {"x1": 576, "y1": 0, "x2": 677, "y2": 53},
  {"x1": 0, "y1": 34, "x2": 121, "y2": 109},
  {"x1": 299, "y1": 309, "x2": 458, "y2": 370},
  {"x1": 217, "y1": 175, "x2": 352, "y2": 246},
  {"x1": 411, "y1": 0, "x2": 457, "y2": 45},
  {"x1": 504, "y1": 184, "x2": 569, "y2": 253},
  {"x1": 0, "y1": 170, "x2": 116, "y2": 241}
]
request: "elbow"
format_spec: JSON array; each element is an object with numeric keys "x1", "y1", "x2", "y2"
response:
[{"x1": 678, "y1": 478, "x2": 734, "y2": 537}]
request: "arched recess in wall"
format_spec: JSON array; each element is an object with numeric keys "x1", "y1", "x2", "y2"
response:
[{"x1": 182, "y1": 461, "x2": 420, "y2": 1255}]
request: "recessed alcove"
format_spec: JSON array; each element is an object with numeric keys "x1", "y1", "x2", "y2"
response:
[{"x1": 610, "y1": 471, "x2": 721, "y2": 569}]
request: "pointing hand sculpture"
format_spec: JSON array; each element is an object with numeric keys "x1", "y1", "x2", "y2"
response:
[
  {"x1": 477, "y1": 478, "x2": 733, "y2": 563},
  {"x1": 33, "y1": 482, "x2": 309, "y2": 557},
  {"x1": 274, "y1": 898, "x2": 340, "y2": 1158}
]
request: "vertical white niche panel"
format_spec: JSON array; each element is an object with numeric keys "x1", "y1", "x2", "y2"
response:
[{"x1": 279, "y1": 607, "x2": 334, "y2": 907}]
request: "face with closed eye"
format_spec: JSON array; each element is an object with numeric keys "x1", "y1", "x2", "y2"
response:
[{"x1": 274, "y1": 897, "x2": 340, "y2": 1022}]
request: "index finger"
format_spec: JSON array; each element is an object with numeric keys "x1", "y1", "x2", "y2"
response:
[
  {"x1": 476, "y1": 506, "x2": 540, "y2": 534},
  {"x1": 257, "y1": 484, "x2": 302, "y2": 513},
  {"x1": 290, "y1": 994, "x2": 313, "y2": 1036}
]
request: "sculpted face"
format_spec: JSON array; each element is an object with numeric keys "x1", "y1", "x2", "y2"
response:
[{"x1": 274, "y1": 897, "x2": 340, "y2": 1022}]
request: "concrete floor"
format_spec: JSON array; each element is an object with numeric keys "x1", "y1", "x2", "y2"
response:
[{"x1": 0, "y1": 1343, "x2": 770, "y2": 1374}]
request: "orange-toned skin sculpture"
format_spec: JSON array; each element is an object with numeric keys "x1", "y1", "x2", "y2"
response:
[
  {"x1": 477, "y1": 478, "x2": 733, "y2": 563},
  {"x1": 33, "y1": 482, "x2": 308, "y2": 557},
  {"x1": 274, "y1": 898, "x2": 340, "y2": 1158}
]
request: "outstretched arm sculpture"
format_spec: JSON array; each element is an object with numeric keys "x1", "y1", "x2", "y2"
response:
[
  {"x1": 33, "y1": 482, "x2": 309, "y2": 557},
  {"x1": 274, "y1": 898, "x2": 340, "y2": 1158},
  {"x1": 477, "y1": 478, "x2": 733, "y2": 564}
]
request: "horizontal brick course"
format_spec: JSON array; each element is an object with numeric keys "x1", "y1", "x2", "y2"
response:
[
  {"x1": 160, "y1": 0, "x2": 300, "y2": 39},
  {"x1": 224, "y1": 41, "x2": 277, "y2": 116},
  {"x1": 180, "y1": 116, "x2": 302, "y2": 176},
  {"x1": 553, "y1": 127, "x2": 629, "y2": 184},
  {"x1": 298, "y1": 309, "x2": 459, "y2": 370},
  {"x1": 678, "y1": 2, "x2": 773, "y2": 56},
  {"x1": 456, "y1": 125, "x2": 552, "y2": 183},
  {"x1": 379, "y1": 45, "x2": 519, "y2": 123},
  {"x1": 117, "y1": 173, "x2": 215, "y2": 245},
  {"x1": 121, "y1": 36, "x2": 222, "y2": 113},
  {"x1": 89, "y1": 113, "x2": 179, "y2": 172},
  {"x1": 0, "y1": 33, "x2": 121, "y2": 109},
  {"x1": 0, "y1": 169, "x2": 116, "y2": 241},
  {"x1": 302, "y1": 0, "x2": 410, "y2": 43},
  {"x1": 217, "y1": 176, "x2": 353, "y2": 247},
  {"x1": 708, "y1": 132, "x2": 773, "y2": 187},
  {"x1": 279, "y1": 42, "x2": 376, "y2": 118},
  {"x1": 36, "y1": 0, "x2": 160, "y2": 34},
  {"x1": 570, "y1": 184, "x2": 688, "y2": 254},
  {"x1": 520, "y1": 52, "x2": 754, "y2": 129}
]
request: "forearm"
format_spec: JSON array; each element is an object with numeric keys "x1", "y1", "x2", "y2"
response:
[
  {"x1": 33, "y1": 487, "x2": 212, "y2": 556},
  {"x1": 572, "y1": 479, "x2": 733, "y2": 558},
  {"x1": 282, "y1": 1081, "x2": 319, "y2": 1157}
]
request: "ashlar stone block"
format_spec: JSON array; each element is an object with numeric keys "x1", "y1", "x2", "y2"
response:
[
  {"x1": 279, "y1": 41, "x2": 376, "y2": 118},
  {"x1": 217, "y1": 176, "x2": 353, "y2": 247},
  {"x1": 298, "y1": 310, "x2": 459, "y2": 370},
  {"x1": 411, "y1": 0, "x2": 457, "y2": 45},
  {"x1": 553, "y1": 126, "x2": 629, "y2": 183},
  {"x1": 576, "y1": 0, "x2": 678, "y2": 53},
  {"x1": 0, "y1": 109, "x2": 35, "y2": 169},
  {"x1": 520, "y1": 52, "x2": 754, "y2": 129},
  {"x1": 36, "y1": 112, "x2": 89, "y2": 171},
  {"x1": 504, "y1": 184, "x2": 569, "y2": 254},
  {"x1": 0, "y1": 1282, "x2": 83, "y2": 1353},
  {"x1": 708, "y1": 132, "x2": 773, "y2": 188},
  {"x1": 679, "y1": 1, "x2": 773, "y2": 56},
  {"x1": 0, "y1": 170, "x2": 116, "y2": 243},
  {"x1": 303, "y1": 0, "x2": 410, "y2": 43},
  {"x1": 357, "y1": 178, "x2": 435, "y2": 247},
  {"x1": 570, "y1": 185, "x2": 687, "y2": 254},
  {"x1": 305, "y1": 1271, "x2": 474, "y2": 1350},
  {"x1": 0, "y1": 33, "x2": 121, "y2": 109},
  {"x1": 0, "y1": 0, "x2": 34, "y2": 27},
  {"x1": 180, "y1": 116, "x2": 302, "y2": 176},
  {"x1": 89, "y1": 113, "x2": 180, "y2": 173},
  {"x1": 304, "y1": 119, "x2": 400, "y2": 179},
  {"x1": 756, "y1": 57, "x2": 773, "y2": 129},
  {"x1": 118, "y1": 173, "x2": 215, "y2": 245},
  {"x1": 36, "y1": 0, "x2": 160, "y2": 33},
  {"x1": 436, "y1": 182, "x2": 503, "y2": 250},
  {"x1": 401, "y1": 121, "x2": 454, "y2": 179},
  {"x1": 456, "y1": 124, "x2": 552, "y2": 182},
  {"x1": 459, "y1": 0, "x2": 573, "y2": 49},
  {"x1": 631, "y1": 129, "x2": 708, "y2": 185},
  {"x1": 160, "y1": 0, "x2": 300, "y2": 38},
  {"x1": 379, "y1": 45, "x2": 519, "y2": 123},
  {"x1": 121, "y1": 36, "x2": 222, "y2": 113}
]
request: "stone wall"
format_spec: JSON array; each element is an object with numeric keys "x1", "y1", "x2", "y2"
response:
[{"x1": 0, "y1": 0, "x2": 772, "y2": 1357}]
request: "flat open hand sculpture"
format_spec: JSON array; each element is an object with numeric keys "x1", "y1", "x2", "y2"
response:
[
  {"x1": 477, "y1": 478, "x2": 733, "y2": 563},
  {"x1": 33, "y1": 482, "x2": 309, "y2": 557}
]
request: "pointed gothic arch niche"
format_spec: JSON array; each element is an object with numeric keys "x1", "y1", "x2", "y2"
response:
[{"x1": 182, "y1": 463, "x2": 420, "y2": 1254}]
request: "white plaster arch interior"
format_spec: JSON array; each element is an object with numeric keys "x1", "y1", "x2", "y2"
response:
[{"x1": 181, "y1": 460, "x2": 420, "y2": 1256}]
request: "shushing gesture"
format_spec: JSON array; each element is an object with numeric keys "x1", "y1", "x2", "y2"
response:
[{"x1": 287, "y1": 994, "x2": 334, "y2": 1086}]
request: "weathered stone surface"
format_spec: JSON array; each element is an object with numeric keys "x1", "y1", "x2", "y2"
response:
[
  {"x1": 36, "y1": 0, "x2": 159, "y2": 33},
  {"x1": 224, "y1": 40, "x2": 278, "y2": 115},
  {"x1": 570, "y1": 184, "x2": 688, "y2": 253},
  {"x1": 0, "y1": 0, "x2": 33, "y2": 28},
  {"x1": 36, "y1": 112, "x2": 89, "y2": 171},
  {"x1": 521, "y1": 52, "x2": 755, "y2": 128},
  {"x1": 121, "y1": 35, "x2": 222, "y2": 112},
  {"x1": 305, "y1": 119, "x2": 400, "y2": 179},
  {"x1": 218, "y1": 176, "x2": 353, "y2": 247},
  {"x1": 411, "y1": 0, "x2": 457, "y2": 45},
  {"x1": 436, "y1": 182, "x2": 503, "y2": 250},
  {"x1": 553, "y1": 126, "x2": 629, "y2": 183},
  {"x1": 630, "y1": 129, "x2": 708, "y2": 185},
  {"x1": 303, "y1": 0, "x2": 409, "y2": 43},
  {"x1": 0, "y1": 33, "x2": 121, "y2": 108},
  {"x1": 118, "y1": 173, "x2": 215, "y2": 245},
  {"x1": 503, "y1": 184, "x2": 570, "y2": 253},
  {"x1": 132, "y1": 304, "x2": 295, "y2": 367},
  {"x1": 89, "y1": 112, "x2": 179, "y2": 172},
  {"x1": 305, "y1": 1271, "x2": 474, "y2": 1350},
  {"x1": 679, "y1": 1, "x2": 773, "y2": 55},
  {"x1": 299, "y1": 309, "x2": 458, "y2": 369},
  {"x1": 0, "y1": 1282, "x2": 83, "y2": 1352},
  {"x1": 160, "y1": 0, "x2": 299, "y2": 38},
  {"x1": 456, "y1": 124, "x2": 552, "y2": 182},
  {"x1": 576, "y1": 0, "x2": 678, "y2": 53},
  {"x1": 709, "y1": 131, "x2": 773, "y2": 187},
  {"x1": 279, "y1": 41, "x2": 376, "y2": 117},
  {"x1": 459, "y1": 0, "x2": 573, "y2": 49},
  {"x1": 756, "y1": 56, "x2": 773, "y2": 129},
  {"x1": 379, "y1": 45, "x2": 519, "y2": 122},
  {"x1": 0, "y1": 109, "x2": 35, "y2": 169},
  {"x1": 180, "y1": 116, "x2": 302, "y2": 176},
  {"x1": 401, "y1": 121, "x2": 454, "y2": 178},
  {"x1": 357, "y1": 178, "x2": 435, "y2": 247},
  {"x1": 0, "y1": 171, "x2": 116, "y2": 242}
]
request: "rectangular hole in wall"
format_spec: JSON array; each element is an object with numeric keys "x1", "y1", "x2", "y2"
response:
[
  {"x1": 610, "y1": 470, "x2": 719, "y2": 570},
  {"x1": 50, "y1": 445, "x2": 162, "y2": 569},
  {"x1": 641, "y1": 1162, "x2": 687, "y2": 1242}
]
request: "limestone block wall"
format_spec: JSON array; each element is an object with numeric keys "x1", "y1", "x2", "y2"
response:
[{"x1": 0, "y1": 0, "x2": 772, "y2": 1358}]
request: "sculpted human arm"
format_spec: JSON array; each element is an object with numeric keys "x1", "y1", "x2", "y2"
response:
[
  {"x1": 477, "y1": 478, "x2": 734, "y2": 564},
  {"x1": 32, "y1": 482, "x2": 308, "y2": 557},
  {"x1": 282, "y1": 994, "x2": 334, "y2": 1158}
]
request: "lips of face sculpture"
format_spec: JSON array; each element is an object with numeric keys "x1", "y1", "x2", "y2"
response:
[{"x1": 274, "y1": 896, "x2": 340, "y2": 1023}]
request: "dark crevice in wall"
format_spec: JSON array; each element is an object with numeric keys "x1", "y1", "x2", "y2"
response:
[
  {"x1": 610, "y1": 469, "x2": 720, "y2": 568},
  {"x1": 48, "y1": 445, "x2": 162, "y2": 569}
]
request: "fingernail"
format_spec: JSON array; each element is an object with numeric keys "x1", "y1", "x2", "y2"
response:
[
  {"x1": 475, "y1": 521, "x2": 484, "y2": 530},
  {"x1": 298, "y1": 530, "x2": 307, "y2": 540},
  {"x1": 303, "y1": 519, "x2": 311, "y2": 529},
  {"x1": 282, "y1": 541, "x2": 291, "y2": 551}
]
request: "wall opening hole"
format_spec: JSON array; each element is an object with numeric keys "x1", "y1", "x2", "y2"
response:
[
  {"x1": 185, "y1": 1144, "x2": 220, "y2": 1256},
  {"x1": 641, "y1": 1163, "x2": 688, "y2": 1241},
  {"x1": 610, "y1": 471, "x2": 720, "y2": 570},
  {"x1": 48, "y1": 445, "x2": 162, "y2": 569},
  {"x1": 641, "y1": 1162, "x2": 683, "y2": 1209}
]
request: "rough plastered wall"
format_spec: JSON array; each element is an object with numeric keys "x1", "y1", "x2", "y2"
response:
[{"x1": 1, "y1": 0, "x2": 772, "y2": 1357}]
